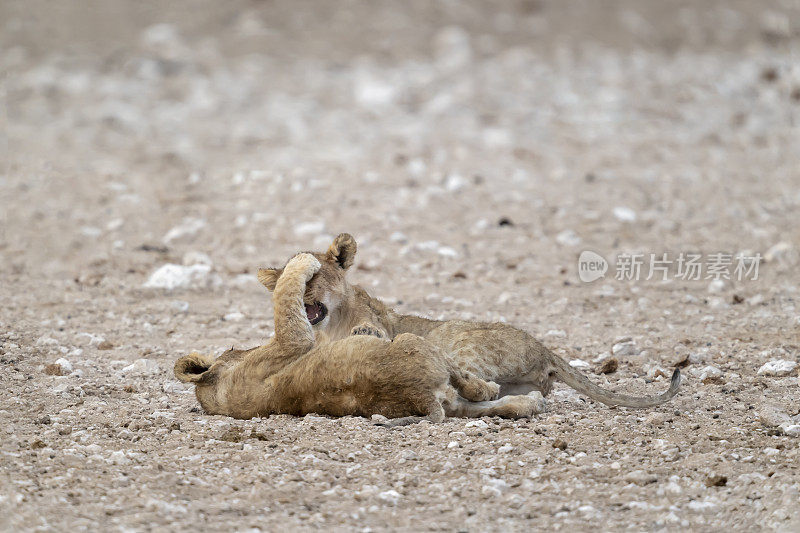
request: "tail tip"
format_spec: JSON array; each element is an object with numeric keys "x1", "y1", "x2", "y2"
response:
[{"x1": 670, "y1": 368, "x2": 681, "y2": 389}]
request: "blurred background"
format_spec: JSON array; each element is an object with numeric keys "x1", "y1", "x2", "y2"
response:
[
  {"x1": 2, "y1": 0, "x2": 798, "y2": 295},
  {"x1": 3, "y1": 3, "x2": 800, "y2": 530}
]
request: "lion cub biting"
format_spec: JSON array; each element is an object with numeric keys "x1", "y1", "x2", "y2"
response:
[
  {"x1": 258, "y1": 234, "x2": 681, "y2": 409},
  {"x1": 175, "y1": 253, "x2": 545, "y2": 423}
]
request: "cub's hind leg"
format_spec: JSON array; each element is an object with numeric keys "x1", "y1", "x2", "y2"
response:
[
  {"x1": 445, "y1": 392, "x2": 547, "y2": 419},
  {"x1": 445, "y1": 354, "x2": 500, "y2": 402}
]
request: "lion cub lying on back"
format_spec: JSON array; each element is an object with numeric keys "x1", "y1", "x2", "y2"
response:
[
  {"x1": 175, "y1": 253, "x2": 545, "y2": 422},
  {"x1": 258, "y1": 234, "x2": 681, "y2": 409}
]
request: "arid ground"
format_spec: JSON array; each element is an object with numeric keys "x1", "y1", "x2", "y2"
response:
[{"x1": 2, "y1": 1, "x2": 799, "y2": 531}]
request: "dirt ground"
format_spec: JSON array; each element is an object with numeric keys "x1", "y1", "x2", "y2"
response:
[{"x1": 2, "y1": 1, "x2": 800, "y2": 531}]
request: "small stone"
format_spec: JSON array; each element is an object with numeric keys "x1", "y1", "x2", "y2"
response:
[
  {"x1": 783, "y1": 425, "x2": 800, "y2": 437},
  {"x1": 764, "y1": 242, "x2": 792, "y2": 263},
  {"x1": 36, "y1": 415, "x2": 51, "y2": 425},
  {"x1": 707, "y1": 279, "x2": 726, "y2": 293},
  {"x1": 757, "y1": 360, "x2": 797, "y2": 377},
  {"x1": 97, "y1": 340, "x2": 113, "y2": 350},
  {"x1": 555, "y1": 230, "x2": 581, "y2": 246},
  {"x1": 163, "y1": 217, "x2": 206, "y2": 244},
  {"x1": 378, "y1": 489, "x2": 401, "y2": 506},
  {"x1": 623, "y1": 470, "x2": 657, "y2": 485},
  {"x1": 293, "y1": 221, "x2": 325, "y2": 236},
  {"x1": 759, "y1": 405, "x2": 792, "y2": 428},
  {"x1": 705, "y1": 474, "x2": 727, "y2": 487},
  {"x1": 497, "y1": 217, "x2": 514, "y2": 227},
  {"x1": 223, "y1": 311, "x2": 245, "y2": 322},
  {"x1": 45, "y1": 363, "x2": 65, "y2": 376},
  {"x1": 568, "y1": 359, "x2": 590, "y2": 370},
  {"x1": 123, "y1": 384, "x2": 137, "y2": 393},
  {"x1": 612, "y1": 206, "x2": 637, "y2": 222},
  {"x1": 120, "y1": 359, "x2": 160, "y2": 376},
  {"x1": 612, "y1": 340, "x2": 639, "y2": 357},
  {"x1": 596, "y1": 358, "x2": 619, "y2": 374},
  {"x1": 700, "y1": 366, "x2": 724, "y2": 384},
  {"x1": 143, "y1": 263, "x2": 216, "y2": 290},
  {"x1": 465, "y1": 420, "x2": 488, "y2": 429},
  {"x1": 30, "y1": 440, "x2": 46, "y2": 449},
  {"x1": 552, "y1": 439, "x2": 568, "y2": 451},
  {"x1": 497, "y1": 444, "x2": 513, "y2": 453}
]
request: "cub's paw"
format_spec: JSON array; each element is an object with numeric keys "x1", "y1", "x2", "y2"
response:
[
  {"x1": 459, "y1": 378, "x2": 500, "y2": 402},
  {"x1": 496, "y1": 394, "x2": 546, "y2": 419},
  {"x1": 286, "y1": 253, "x2": 321, "y2": 280},
  {"x1": 351, "y1": 323, "x2": 385, "y2": 339}
]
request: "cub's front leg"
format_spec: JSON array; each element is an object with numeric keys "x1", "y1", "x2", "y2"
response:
[{"x1": 350, "y1": 322, "x2": 386, "y2": 339}]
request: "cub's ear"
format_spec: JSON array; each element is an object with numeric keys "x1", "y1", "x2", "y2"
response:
[
  {"x1": 326, "y1": 233, "x2": 357, "y2": 270},
  {"x1": 174, "y1": 352, "x2": 214, "y2": 383},
  {"x1": 257, "y1": 268, "x2": 281, "y2": 291}
]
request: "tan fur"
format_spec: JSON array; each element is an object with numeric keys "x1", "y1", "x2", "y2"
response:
[
  {"x1": 264, "y1": 234, "x2": 681, "y2": 409},
  {"x1": 175, "y1": 253, "x2": 543, "y2": 421}
]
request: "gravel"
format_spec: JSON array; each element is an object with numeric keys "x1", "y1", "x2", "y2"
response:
[{"x1": 2, "y1": 1, "x2": 800, "y2": 531}]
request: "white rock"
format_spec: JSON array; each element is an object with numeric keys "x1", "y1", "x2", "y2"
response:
[
  {"x1": 107, "y1": 450, "x2": 130, "y2": 465},
  {"x1": 569, "y1": 359, "x2": 590, "y2": 370},
  {"x1": 699, "y1": 366, "x2": 723, "y2": 381},
  {"x1": 762, "y1": 447, "x2": 780, "y2": 456},
  {"x1": 223, "y1": 311, "x2": 245, "y2": 322},
  {"x1": 545, "y1": 329, "x2": 567, "y2": 338},
  {"x1": 759, "y1": 405, "x2": 792, "y2": 427},
  {"x1": 444, "y1": 174, "x2": 467, "y2": 192},
  {"x1": 389, "y1": 231, "x2": 408, "y2": 244},
  {"x1": 354, "y1": 75, "x2": 396, "y2": 107},
  {"x1": 437, "y1": 246, "x2": 458, "y2": 257},
  {"x1": 377, "y1": 490, "x2": 401, "y2": 506},
  {"x1": 465, "y1": 420, "x2": 488, "y2": 429},
  {"x1": 782, "y1": 425, "x2": 800, "y2": 437},
  {"x1": 120, "y1": 359, "x2": 160, "y2": 376},
  {"x1": 481, "y1": 478, "x2": 509, "y2": 498},
  {"x1": 143, "y1": 263, "x2": 215, "y2": 290},
  {"x1": 764, "y1": 241, "x2": 792, "y2": 262},
  {"x1": 163, "y1": 217, "x2": 206, "y2": 244},
  {"x1": 497, "y1": 445, "x2": 513, "y2": 453},
  {"x1": 707, "y1": 279, "x2": 726, "y2": 293},
  {"x1": 293, "y1": 221, "x2": 325, "y2": 236},
  {"x1": 555, "y1": 229, "x2": 581, "y2": 246},
  {"x1": 613, "y1": 206, "x2": 637, "y2": 222},
  {"x1": 447, "y1": 441, "x2": 459, "y2": 449},
  {"x1": 182, "y1": 251, "x2": 212, "y2": 266},
  {"x1": 171, "y1": 300, "x2": 189, "y2": 313},
  {"x1": 757, "y1": 360, "x2": 797, "y2": 377},
  {"x1": 612, "y1": 340, "x2": 639, "y2": 356},
  {"x1": 54, "y1": 358, "x2": 73, "y2": 373},
  {"x1": 163, "y1": 381, "x2": 189, "y2": 394}
]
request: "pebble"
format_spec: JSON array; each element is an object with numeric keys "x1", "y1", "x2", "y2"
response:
[
  {"x1": 596, "y1": 358, "x2": 619, "y2": 374},
  {"x1": 378, "y1": 490, "x2": 401, "y2": 506},
  {"x1": 143, "y1": 263, "x2": 217, "y2": 290},
  {"x1": 758, "y1": 405, "x2": 791, "y2": 427},
  {"x1": 555, "y1": 229, "x2": 581, "y2": 246},
  {"x1": 699, "y1": 366, "x2": 724, "y2": 384},
  {"x1": 707, "y1": 280, "x2": 726, "y2": 293},
  {"x1": 783, "y1": 425, "x2": 800, "y2": 437},
  {"x1": 568, "y1": 359, "x2": 590, "y2": 370},
  {"x1": 120, "y1": 359, "x2": 160, "y2": 376},
  {"x1": 293, "y1": 221, "x2": 326, "y2": 236},
  {"x1": 163, "y1": 217, "x2": 206, "y2": 244},
  {"x1": 465, "y1": 420, "x2": 488, "y2": 429},
  {"x1": 223, "y1": 311, "x2": 245, "y2": 322},
  {"x1": 182, "y1": 251, "x2": 213, "y2": 266},
  {"x1": 612, "y1": 206, "x2": 637, "y2": 222},
  {"x1": 763, "y1": 241, "x2": 792, "y2": 263},
  {"x1": 757, "y1": 360, "x2": 797, "y2": 377},
  {"x1": 612, "y1": 339, "x2": 639, "y2": 357}
]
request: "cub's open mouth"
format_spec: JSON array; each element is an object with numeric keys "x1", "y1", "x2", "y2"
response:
[{"x1": 304, "y1": 301, "x2": 328, "y2": 325}]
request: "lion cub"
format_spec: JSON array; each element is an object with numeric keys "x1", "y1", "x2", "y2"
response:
[
  {"x1": 258, "y1": 234, "x2": 681, "y2": 409},
  {"x1": 174, "y1": 253, "x2": 545, "y2": 423}
]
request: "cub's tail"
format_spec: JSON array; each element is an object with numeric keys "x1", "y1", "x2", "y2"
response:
[{"x1": 552, "y1": 355, "x2": 681, "y2": 408}]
